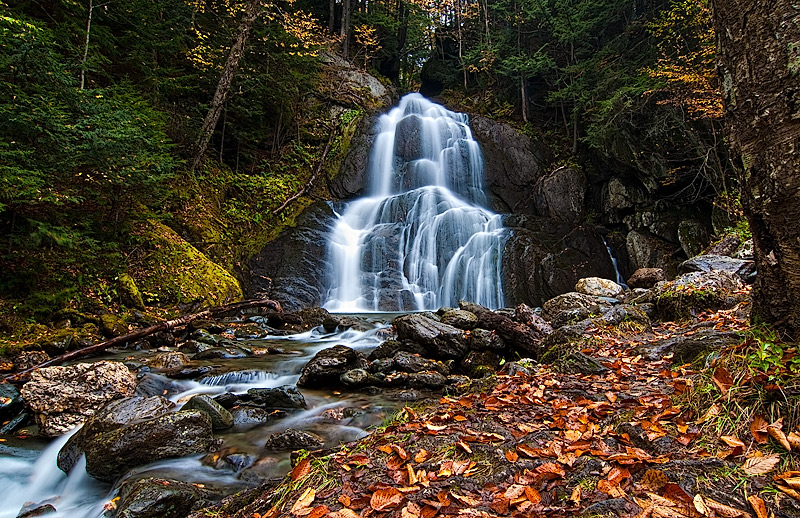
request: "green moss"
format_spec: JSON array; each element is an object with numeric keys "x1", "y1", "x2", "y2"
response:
[
  {"x1": 131, "y1": 220, "x2": 242, "y2": 308},
  {"x1": 655, "y1": 284, "x2": 718, "y2": 321},
  {"x1": 116, "y1": 273, "x2": 145, "y2": 310}
]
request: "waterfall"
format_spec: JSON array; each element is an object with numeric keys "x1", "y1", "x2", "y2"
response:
[{"x1": 324, "y1": 93, "x2": 506, "y2": 312}]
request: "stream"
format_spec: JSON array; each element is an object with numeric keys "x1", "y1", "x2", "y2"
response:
[{"x1": 0, "y1": 315, "x2": 406, "y2": 518}]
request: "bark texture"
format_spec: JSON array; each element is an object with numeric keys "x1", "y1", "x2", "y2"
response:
[{"x1": 711, "y1": 0, "x2": 800, "y2": 337}]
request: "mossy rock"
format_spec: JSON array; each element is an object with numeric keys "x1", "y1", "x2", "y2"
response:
[
  {"x1": 100, "y1": 314, "x2": 128, "y2": 338},
  {"x1": 132, "y1": 221, "x2": 242, "y2": 308},
  {"x1": 117, "y1": 273, "x2": 145, "y2": 310},
  {"x1": 653, "y1": 271, "x2": 745, "y2": 321}
]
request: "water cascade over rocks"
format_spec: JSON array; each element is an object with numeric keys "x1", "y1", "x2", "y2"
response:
[{"x1": 324, "y1": 93, "x2": 507, "y2": 311}]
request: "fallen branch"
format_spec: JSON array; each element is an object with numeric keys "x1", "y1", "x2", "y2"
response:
[
  {"x1": 3, "y1": 298, "x2": 282, "y2": 385},
  {"x1": 272, "y1": 132, "x2": 335, "y2": 216}
]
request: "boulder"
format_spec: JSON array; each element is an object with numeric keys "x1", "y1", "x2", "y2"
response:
[
  {"x1": 117, "y1": 273, "x2": 146, "y2": 311},
  {"x1": 149, "y1": 352, "x2": 191, "y2": 370},
  {"x1": 246, "y1": 386, "x2": 306, "y2": 409},
  {"x1": 367, "y1": 340, "x2": 426, "y2": 360},
  {"x1": 182, "y1": 394, "x2": 233, "y2": 431},
  {"x1": 638, "y1": 329, "x2": 741, "y2": 363},
  {"x1": 439, "y1": 310, "x2": 478, "y2": 330},
  {"x1": 460, "y1": 350, "x2": 501, "y2": 378},
  {"x1": 13, "y1": 351, "x2": 50, "y2": 371},
  {"x1": 289, "y1": 307, "x2": 332, "y2": 330},
  {"x1": 84, "y1": 410, "x2": 213, "y2": 482},
  {"x1": 340, "y1": 368, "x2": 380, "y2": 388},
  {"x1": 533, "y1": 166, "x2": 586, "y2": 224},
  {"x1": 627, "y1": 268, "x2": 666, "y2": 289},
  {"x1": 679, "y1": 254, "x2": 756, "y2": 282},
  {"x1": 653, "y1": 270, "x2": 746, "y2": 321},
  {"x1": 135, "y1": 374, "x2": 184, "y2": 398},
  {"x1": 459, "y1": 302, "x2": 546, "y2": 358},
  {"x1": 231, "y1": 406, "x2": 287, "y2": 427},
  {"x1": 542, "y1": 292, "x2": 611, "y2": 326},
  {"x1": 393, "y1": 351, "x2": 449, "y2": 375},
  {"x1": 0, "y1": 381, "x2": 22, "y2": 421},
  {"x1": 115, "y1": 477, "x2": 216, "y2": 518},
  {"x1": 393, "y1": 314, "x2": 468, "y2": 359},
  {"x1": 99, "y1": 314, "x2": 128, "y2": 338},
  {"x1": 705, "y1": 235, "x2": 741, "y2": 256},
  {"x1": 192, "y1": 346, "x2": 247, "y2": 360},
  {"x1": 297, "y1": 345, "x2": 369, "y2": 388},
  {"x1": 408, "y1": 371, "x2": 448, "y2": 390},
  {"x1": 58, "y1": 395, "x2": 173, "y2": 473},
  {"x1": 21, "y1": 361, "x2": 137, "y2": 437},
  {"x1": 469, "y1": 328, "x2": 506, "y2": 351},
  {"x1": 677, "y1": 220, "x2": 709, "y2": 258},
  {"x1": 264, "y1": 428, "x2": 324, "y2": 451},
  {"x1": 575, "y1": 277, "x2": 624, "y2": 298},
  {"x1": 626, "y1": 230, "x2": 681, "y2": 277}
]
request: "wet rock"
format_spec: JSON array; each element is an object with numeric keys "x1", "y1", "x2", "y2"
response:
[
  {"x1": 233, "y1": 325, "x2": 268, "y2": 339},
  {"x1": 393, "y1": 351, "x2": 449, "y2": 375},
  {"x1": 469, "y1": 328, "x2": 506, "y2": 351},
  {"x1": 600, "y1": 305, "x2": 651, "y2": 327},
  {"x1": 177, "y1": 340, "x2": 214, "y2": 355},
  {"x1": 297, "y1": 345, "x2": 369, "y2": 388},
  {"x1": 383, "y1": 372, "x2": 409, "y2": 386},
  {"x1": 182, "y1": 394, "x2": 233, "y2": 430},
  {"x1": 84, "y1": 410, "x2": 213, "y2": 482},
  {"x1": 627, "y1": 268, "x2": 666, "y2": 289},
  {"x1": 264, "y1": 428, "x2": 324, "y2": 451},
  {"x1": 677, "y1": 220, "x2": 709, "y2": 258},
  {"x1": 408, "y1": 371, "x2": 447, "y2": 389},
  {"x1": 167, "y1": 366, "x2": 215, "y2": 380},
  {"x1": 514, "y1": 304, "x2": 554, "y2": 335},
  {"x1": 16, "y1": 503, "x2": 56, "y2": 518},
  {"x1": 202, "y1": 448, "x2": 254, "y2": 472},
  {"x1": 58, "y1": 395, "x2": 174, "y2": 473},
  {"x1": 135, "y1": 374, "x2": 184, "y2": 398},
  {"x1": 247, "y1": 386, "x2": 306, "y2": 409},
  {"x1": 679, "y1": 254, "x2": 756, "y2": 282},
  {"x1": 638, "y1": 328, "x2": 741, "y2": 364},
  {"x1": 149, "y1": 352, "x2": 190, "y2": 370},
  {"x1": 192, "y1": 346, "x2": 248, "y2": 360},
  {"x1": 231, "y1": 406, "x2": 287, "y2": 427},
  {"x1": 460, "y1": 302, "x2": 546, "y2": 357},
  {"x1": 369, "y1": 357, "x2": 395, "y2": 374},
  {"x1": 340, "y1": 368, "x2": 380, "y2": 388},
  {"x1": 439, "y1": 310, "x2": 478, "y2": 330},
  {"x1": 705, "y1": 234, "x2": 741, "y2": 256},
  {"x1": 115, "y1": 477, "x2": 216, "y2": 518},
  {"x1": 533, "y1": 166, "x2": 586, "y2": 224},
  {"x1": 0, "y1": 381, "x2": 22, "y2": 420},
  {"x1": 21, "y1": 361, "x2": 137, "y2": 437},
  {"x1": 367, "y1": 339, "x2": 425, "y2": 360},
  {"x1": 575, "y1": 277, "x2": 624, "y2": 298},
  {"x1": 393, "y1": 314, "x2": 468, "y2": 360},
  {"x1": 0, "y1": 412, "x2": 29, "y2": 434},
  {"x1": 289, "y1": 307, "x2": 331, "y2": 330},
  {"x1": 653, "y1": 270, "x2": 746, "y2": 320}
]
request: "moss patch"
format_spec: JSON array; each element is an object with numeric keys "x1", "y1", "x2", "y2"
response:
[{"x1": 130, "y1": 220, "x2": 242, "y2": 308}]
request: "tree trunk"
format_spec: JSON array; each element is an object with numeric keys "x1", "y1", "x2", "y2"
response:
[
  {"x1": 192, "y1": 0, "x2": 262, "y2": 172},
  {"x1": 80, "y1": 0, "x2": 93, "y2": 89},
  {"x1": 711, "y1": 0, "x2": 800, "y2": 338},
  {"x1": 329, "y1": 0, "x2": 335, "y2": 34},
  {"x1": 341, "y1": 0, "x2": 351, "y2": 59}
]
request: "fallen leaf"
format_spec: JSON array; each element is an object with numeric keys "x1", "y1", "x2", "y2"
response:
[
  {"x1": 525, "y1": 487, "x2": 542, "y2": 504},
  {"x1": 742, "y1": 453, "x2": 780, "y2": 475},
  {"x1": 750, "y1": 416, "x2": 769, "y2": 444},
  {"x1": 768, "y1": 418, "x2": 792, "y2": 451},
  {"x1": 571, "y1": 485, "x2": 582, "y2": 504},
  {"x1": 505, "y1": 450, "x2": 519, "y2": 462},
  {"x1": 693, "y1": 494, "x2": 709, "y2": 516},
  {"x1": 719, "y1": 435, "x2": 745, "y2": 448},
  {"x1": 776, "y1": 483, "x2": 800, "y2": 501},
  {"x1": 290, "y1": 488, "x2": 315, "y2": 516},
  {"x1": 414, "y1": 449, "x2": 430, "y2": 463},
  {"x1": 711, "y1": 366, "x2": 734, "y2": 396},
  {"x1": 371, "y1": 487, "x2": 403, "y2": 511},
  {"x1": 747, "y1": 495, "x2": 767, "y2": 518},
  {"x1": 307, "y1": 506, "x2": 329, "y2": 518},
  {"x1": 788, "y1": 432, "x2": 800, "y2": 451},
  {"x1": 338, "y1": 494, "x2": 351, "y2": 507},
  {"x1": 696, "y1": 404, "x2": 720, "y2": 424},
  {"x1": 291, "y1": 458, "x2": 311, "y2": 481},
  {"x1": 703, "y1": 495, "x2": 753, "y2": 517},
  {"x1": 329, "y1": 510, "x2": 360, "y2": 518}
]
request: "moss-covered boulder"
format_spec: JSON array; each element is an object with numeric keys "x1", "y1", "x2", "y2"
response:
[
  {"x1": 100, "y1": 314, "x2": 128, "y2": 338},
  {"x1": 117, "y1": 273, "x2": 146, "y2": 310},
  {"x1": 132, "y1": 221, "x2": 242, "y2": 307},
  {"x1": 653, "y1": 270, "x2": 746, "y2": 321}
]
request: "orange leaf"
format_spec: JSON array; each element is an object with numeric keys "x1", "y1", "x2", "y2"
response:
[
  {"x1": 291, "y1": 458, "x2": 311, "y2": 481},
  {"x1": 371, "y1": 487, "x2": 403, "y2": 511},
  {"x1": 711, "y1": 366, "x2": 734, "y2": 396},
  {"x1": 788, "y1": 432, "x2": 800, "y2": 451},
  {"x1": 505, "y1": 450, "x2": 519, "y2": 462},
  {"x1": 750, "y1": 415, "x2": 769, "y2": 444},
  {"x1": 307, "y1": 506, "x2": 330, "y2": 518},
  {"x1": 526, "y1": 487, "x2": 542, "y2": 504},
  {"x1": 338, "y1": 494, "x2": 351, "y2": 507},
  {"x1": 605, "y1": 391, "x2": 618, "y2": 403},
  {"x1": 290, "y1": 488, "x2": 315, "y2": 516},
  {"x1": 414, "y1": 449, "x2": 430, "y2": 463},
  {"x1": 392, "y1": 444, "x2": 409, "y2": 460},
  {"x1": 768, "y1": 419, "x2": 792, "y2": 451},
  {"x1": 720, "y1": 435, "x2": 745, "y2": 448},
  {"x1": 747, "y1": 495, "x2": 767, "y2": 518}
]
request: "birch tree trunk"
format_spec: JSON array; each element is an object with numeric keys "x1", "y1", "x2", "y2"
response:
[{"x1": 711, "y1": 0, "x2": 800, "y2": 337}]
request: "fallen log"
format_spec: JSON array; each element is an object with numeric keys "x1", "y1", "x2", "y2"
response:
[{"x1": 3, "y1": 298, "x2": 282, "y2": 385}]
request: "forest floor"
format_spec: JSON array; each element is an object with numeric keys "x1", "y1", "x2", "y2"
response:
[{"x1": 211, "y1": 295, "x2": 800, "y2": 518}]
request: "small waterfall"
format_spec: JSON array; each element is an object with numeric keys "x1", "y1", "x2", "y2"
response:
[
  {"x1": 324, "y1": 94, "x2": 507, "y2": 312},
  {"x1": 603, "y1": 237, "x2": 628, "y2": 289}
]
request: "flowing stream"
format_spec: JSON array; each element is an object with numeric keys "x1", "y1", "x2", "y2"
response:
[
  {"x1": 0, "y1": 319, "x2": 401, "y2": 518},
  {"x1": 324, "y1": 93, "x2": 507, "y2": 312}
]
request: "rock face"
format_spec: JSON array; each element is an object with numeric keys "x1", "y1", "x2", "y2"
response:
[
  {"x1": 533, "y1": 166, "x2": 586, "y2": 224},
  {"x1": 679, "y1": 254, "x2": 756, "y2": 281},
  {"x1": 246, "y1": 201, "x2": 338, "y2": 311},
  {"x1": 84, "y1": 410, "x2": 214, "y2": 482},
  {"x1": 393, "y1": 314, "x2": 469, "y2": 359},
  {"x1": 329, "y1": 115, "x2": 380, "y2": 199},
  {"x1": 21, "y1": 361, "x2": 137, "y2": 437},
  {"x1": 297, "y1": 345, "x2": 369, "y2": 388},
  {"x1": 501, "y1": 217, "x2": 617, "y2": 307},
  {"x1": 638, "y1": 329, "x2": 741, "y2": 363},
  {"x1": 626, "y1": 230, "x2": 680, "y2": 278},
  {"x1": 469, "y1": 115, "x2": 550, "y2": 213}
]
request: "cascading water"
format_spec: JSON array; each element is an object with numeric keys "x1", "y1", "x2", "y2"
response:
[{"x1": 324, "y1": 93, "x2": 507, "y2": 312}]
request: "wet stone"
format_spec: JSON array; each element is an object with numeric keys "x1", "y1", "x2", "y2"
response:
[
  {"x1": 182, "y1": 394, "x2": 233, "y2": 431},
  {"x1": 231, "y1": 406, "x2": 287, "y2": 427},
  {"x1": 264, "y1": 428, "x2": 324, "y2": 451},
  {"x1": 192, "y1": 347, "x2": 248, "y2": 360},
  {"x1": 246, "y1": 386, "x2": 306, "y2": 409},
  {"x1": 408, "y1": 371, "x2": 447, "y2": 390}
]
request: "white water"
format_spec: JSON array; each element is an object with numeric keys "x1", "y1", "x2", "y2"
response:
[{"x1": 324, "y1": 93, "x2": 507, "y2": 312}]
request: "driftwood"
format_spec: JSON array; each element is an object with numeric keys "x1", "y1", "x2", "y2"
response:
[{"x1": 3, "y1": 298, "x2": 282, "y2": 385}]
